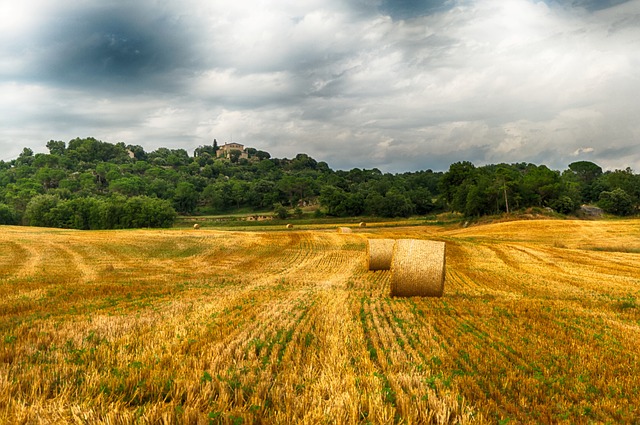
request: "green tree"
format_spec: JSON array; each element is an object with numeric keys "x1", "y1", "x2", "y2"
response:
[
  {"x1": 521, "y1": 165, "x2": 561, "y2": 207},
  {"x1": 320, "y1": 186, "x2": 347, "y2": 216},
  {"x1": 319, "y1": 185, "x2": 365, "y2": 217},
  {"x1": 495, "y1": 165, "x2": 521, "y2": 213},
  {"x1": 166, "y1": 149, "x2": 190, "y2": 167},
  {"x1": 173, "y1": 182, "x2": 199, "y2": 214},
  {"x1": 464, "y1": 172, "x2": 495, "y2": 217},
  {"x1": 551, "y1": 196, "x2": 579, "y2": 214},
  {"x1": 278, "y1": 175, "x2": 316, "y2": 206},
  {"x1": 229, "y1": 179, "x2": 250, "y2": 209},
  {"x1": 122, "y1": 196, "x2": 176, "y2": 228},
  {"x1": 601, "y1": 168, "x2": 639, "y2": 207},
  {"x1": 380, "y1": 190, "x2": 414, "y2": 217},
  {"x1": 289, "y1": 153, "x2": 318, "y2": 170},
  {"x1": 201, "y1": 182, "x2": 227, "y2": 213},
  {"x1": 364, "y1": 191, "x2": 385, "y2": 216},
  {"x1": 599, "y1": 188, "x2": 635, "y2": 216},
  {"x1": 407, "y1": 187, "x2": 435, "y2": 215},
  {"x1": 23, "y1": 194, "x2": 60, "y2": 227},
  {"x1": 0, "y1": 203, "x2": 18, "y2": 224},
  {"x1": 440, "y1": 161, "x2": 476, "y2": 212},
  {"x1": 255, "y1": 150, "x2": 271, "y2": 160},
  {"x1": 51, "y1": 197, "x2": 105, "y2": 230},
  {"x1": 566, "y1": 161, "x2": 603, "y2": 203},
  {"x1": 253, "y1": 180, "x2": 280, "y2": 208},
  {"x1": 35, "y1": 167, "x2": 66, "y2": 190},
  {"x1": 46, "y1": 140, "x2": 66, "y2": 156},
  {"x1": 4, "y1": 179, "x2": 44, "y2": 214},
  {"x1": 126, "y1": 144, "x2": 147, "y2": 161},
  {"x1": 67, "y1": 137, "x2": 129, "y2": 163},
  {"x1": 16, "y1": 148, "x2": 34, "y2": 166},
  {"x1": 274, "y1": 203, "x2": 288, "y2": 219},
  {"x1": 110, "y1": 176, "x2": 146, "y2": 196},
  {"x1": 229, "y1": 150, "x2": 242, "y2": 163}
]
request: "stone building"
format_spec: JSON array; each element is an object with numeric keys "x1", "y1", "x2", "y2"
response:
[{"x1": 216, "y1": 142, "x2": 249, "y2": 160}]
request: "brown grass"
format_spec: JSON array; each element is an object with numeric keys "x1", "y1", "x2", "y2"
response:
[{"x1": 390, "y1": 239, "x2": 446, "y2": 297}]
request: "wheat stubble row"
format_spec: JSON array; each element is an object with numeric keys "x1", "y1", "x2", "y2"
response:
[{"x1": 1, "y1": 220, "x2": 640, "y2": 423}]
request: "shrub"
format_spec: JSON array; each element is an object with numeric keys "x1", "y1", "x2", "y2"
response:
[
  {"x1": 274, "y1": 203, "x2": 288, "y2": 220},
  {"x1": 551, "y1": 196, "x2": 579, "y2": 215},
  {"x1": 0, "y1": 203, "x2": 18, "y2": 225},
  {"x1": 599, "y1": 188, "x2": 634, "y2": 216}
]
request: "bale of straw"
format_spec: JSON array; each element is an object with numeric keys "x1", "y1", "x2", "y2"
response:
[
  {"x1": 359, "y1": 222, "x2": 367, "y2": 227},
  {"x1": 286, "y1": 223, "x2": 294, "y2": 229},
  {"x1": 366, "y1": 239, "x2": 396, "y2": 271},
  {"x1": 390, "y1": 239, "x2": 445, "y2": 297},
  {"x1": 337, "y1": 227, "x2": 352, "y2": 233},
  {"x1": 193, "y1": 223, "x2": 200, "y2": 230}
]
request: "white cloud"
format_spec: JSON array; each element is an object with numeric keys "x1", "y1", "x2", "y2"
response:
[{"x1": 573, "y1": 147, "x2": 595, "y2": 155}]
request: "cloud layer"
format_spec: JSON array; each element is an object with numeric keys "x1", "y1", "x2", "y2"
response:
[{"x1": 1, "y1": 0, "x2": 639, "y2": 172}]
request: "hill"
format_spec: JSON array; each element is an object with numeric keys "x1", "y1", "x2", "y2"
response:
[{"x1": 0, "y1": 137, "x2": 638, "y2": 229}]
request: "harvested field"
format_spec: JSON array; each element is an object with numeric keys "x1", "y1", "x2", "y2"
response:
[{"x1": 1, "y1": 219, "x2": 640, "y2": 423}]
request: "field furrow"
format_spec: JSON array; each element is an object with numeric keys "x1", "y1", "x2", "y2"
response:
[
  {"x1": 2, "y1": 220, "x2": 640, "y2": 423},
  {"x1": 0, "y1": 240, "x2": 28, "y2": 279},
  {"x1": 355, "y1": 296, "x2": 476, "y2": 424}
]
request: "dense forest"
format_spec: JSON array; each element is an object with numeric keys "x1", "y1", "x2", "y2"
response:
[{"x1": 0, "y1": 137, "x2": 638, "y2": 229}]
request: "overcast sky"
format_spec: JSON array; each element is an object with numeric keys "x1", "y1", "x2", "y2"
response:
[{"x1": 1, "y1": 0, "x2": 639, "y2": 172}]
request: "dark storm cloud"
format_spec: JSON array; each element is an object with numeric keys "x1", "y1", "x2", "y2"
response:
[
  {"x1": 599, "y1": 145, "x2": 639, "y2": 161},
  {"x1": 379, "y1": 0, "x2": 454, "y2": 20},
  {"x1": 371, "y1": 144, "x2": 494, "y2": 173},
  {"x1": 30, "y1": 2, "x2": 203, "y2": 91},
  {"x1": 547, "y1": 0, "x2": 634, "y2": 10}
]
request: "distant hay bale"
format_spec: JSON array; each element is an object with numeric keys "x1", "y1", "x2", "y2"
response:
[
  {"x1": 337, "y1": 227, "x2": 352, "y2": 233},
  {"x1": 359, "y1": 222, "x2": 367, "y2": 227},
  {"x1": 390, "y1": 239, "x2": 446, "y2": 297},
  {"x1": 366, "y1": 239, "x2": 396, "y2": 271},
  {"x1": 193, "y1": 223, "x2": 200, "y2": 230},
  {"x1": 286, "y1": 223, "x2": 294, "y2": 229}
]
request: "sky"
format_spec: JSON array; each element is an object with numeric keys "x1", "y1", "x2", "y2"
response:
[{"x1": 1, "y1": 0, "x2": 639, "y2": 173}]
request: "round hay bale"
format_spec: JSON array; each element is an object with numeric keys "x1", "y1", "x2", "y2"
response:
[
  {"x1": 337, "y1": 227, "x2": 352, "y2": 233},
  {"x1": 359, "y1": 222, "x2": 367, "y2": 228},
  {"x1": 390, "y1": 239, "x2": 445, "y2": 297},
  {"x1": 193, "y1": 223, "x2": 200, "y2": 230},
  {"x1": 286, "y1": 223, "x2": 294, "y2": 229},
  {"x1": 366, "y1": 239, "x2": 395, "y2": 271}
]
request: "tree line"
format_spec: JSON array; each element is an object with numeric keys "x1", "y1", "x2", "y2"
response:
[
  {"x1": 439, "y1": 160, "x2": 639, "y2": 217},
  {"x1": 0, "y1": 138, "x2": 638, "y2": 229}
]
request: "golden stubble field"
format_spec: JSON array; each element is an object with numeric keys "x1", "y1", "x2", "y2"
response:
[{"x1": 1, "y1": 219, "x2": 639, "y2": 424}]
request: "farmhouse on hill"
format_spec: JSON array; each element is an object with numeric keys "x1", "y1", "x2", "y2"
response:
[{"x1": 216, "y1": 142, "x2": 249, "y2": 160}]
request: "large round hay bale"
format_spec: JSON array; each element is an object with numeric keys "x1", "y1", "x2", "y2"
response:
[
  {"x1": 286, "y1": 223, "x2": 294, "y2": 229},
  {"x1": 390, "y1": 239, "x2": 446, "y2": 297},
  {"x1": 193, "y1": 223, "x2": 200, "y2": 230},
  {"x1": 337, "y1": 227, "x2": 352, "y2": 233},
  {"x1": 366, "y1": 239, "x2": 395, "y2": 271},
  {"x1": 359, "y1": 222, "x2": 367, "y2": 228}
]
